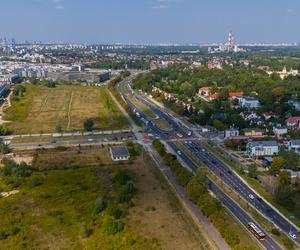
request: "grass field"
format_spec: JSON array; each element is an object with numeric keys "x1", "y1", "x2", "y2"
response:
[
  {"x1": 0, "y1": 145, "x2": 211, "y2": 250},
  {"x1": 4, "y1": 84, "x2": 129, "y2": 134}
]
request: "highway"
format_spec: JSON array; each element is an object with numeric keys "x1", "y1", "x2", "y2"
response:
[
  {"x1": 167, "y1": 141, "x2": 282, "y2": 250},
  {"x1": 182, "y1": 140, "x2": 300, "y2": 245},
  {"x1": 115, "y1": 76, "x2": 300, "y2": 248}
]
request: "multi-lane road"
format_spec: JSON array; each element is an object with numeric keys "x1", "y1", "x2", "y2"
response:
[
  {"x1": 167, "y1": 141, "x2": 281, "y2": 250},
  {"x1": 118, "y1": 78, "x2": 300, "y2": 249},
  {"x1": 182, "y1": 140, "x2": 300, "y2": 244}
]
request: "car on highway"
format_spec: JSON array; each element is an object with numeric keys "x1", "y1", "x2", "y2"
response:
[
  {"x1": 249, "y1": 194, "x2": 255, "y2": 200},
  {"x1": 177, "y1": 150, "x2": 182, "y2": 155},
  {"x1": 219, "y1": 172, "x2": 224, "y2": 177},
  {"x1": 256, "y1": 197, "x2": 263, "y2": 202},
  {"x1": 289, "y1": 232, "x2": 297, "y2": 239}
]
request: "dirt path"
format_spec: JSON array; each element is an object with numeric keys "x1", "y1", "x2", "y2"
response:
[
  {"x1": 0, "y1": 91, "x2": 13, "y2": 124},
  {"x1": 67, "y1": 91, "x2": 74, "y2": 129},
  {"x1": 37, "y1": 90, "x2": 52, "y2": 116}
]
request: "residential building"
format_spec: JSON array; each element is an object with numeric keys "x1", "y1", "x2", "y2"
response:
[
  {"x1": 287, "y1": 140, "x2": 300, "y2": 155},
  {"x1": 273, "y1": 126, "x2": 288, "y2": 137},
  {"x1": 198, "y1": 87, "x2": 211, "y2": 97},
  {"x1": 229, "y1": 91, "x2": 244, "y2": 99},
  {"x1": 110, "y1": 146, "x2": 130, "y2": 161},
  {"x1": 286, "y1": 116, "x2": 300, "y2": 129},
  {"x1": 224, "y1": 128, "x2": 239, "y2": 139},
  {"x1": 246, "y1": 141, "x2": 279, "y2": 157},
  {"x1": 288, "y1": 99, "x2": 300, "y2": 112},
  {"x1": 238, "y1": 96, "x2": 260, "y2": 109},
  {"x1": 243, "y1": 128, "x2": 264, "y2": 137},
  {"x1": 267, "y1": 67, "x2": 299, "y2": 80}
]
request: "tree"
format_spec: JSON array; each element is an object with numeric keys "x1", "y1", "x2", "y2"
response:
[
  {"x1": 296, "y1": 179, "x2": 300, "y2": 194},
  {"x1": 274, "y1": 184, "x2": 295, "y2": 208},
  {"x1": 280, "y1": 151, "x2": 299, "y2": 171},
  {"x1": 0, "y1": 125, "x2": 11, "y2": 136},
  {"x1": 248, "y1": 164, "x2": 257, "y2": 179},
  {"x1": 196, "y1": 167, "x2": 209, "y2": 188},
  {"x1": 13, "y1": 85, "x2": 26, "y2": 97},
  {"x1": 278, "y1": 171, "x2": 291, "y2": 186},
  {"x1": 186, "y1": 177, "x2": 207, "y2": 202},
  {"x1": 269, "y1": 157, "x2": 285, "y2": 175},
  {"x1": 212, "y1": 119, "x2": 226, "y2": 130},
  {"x1": 83, "y1": 118, "x2": 94, "y2": 131},
  {"x1": 0, "y1": 140, "x2": 11, "y2": 154}
]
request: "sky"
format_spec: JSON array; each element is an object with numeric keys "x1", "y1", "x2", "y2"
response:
[{"x1": 0, "y1": 0, "x2": 300, "y2": 44}]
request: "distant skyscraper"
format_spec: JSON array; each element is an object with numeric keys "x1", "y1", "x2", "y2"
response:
[{"x1": 227, "y1": 31, "x2": 234, "y2": 51}]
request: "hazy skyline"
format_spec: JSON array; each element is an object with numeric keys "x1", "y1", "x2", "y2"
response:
[{"x1": 0, "y1": 0, "x2": 300, "y2": 44}]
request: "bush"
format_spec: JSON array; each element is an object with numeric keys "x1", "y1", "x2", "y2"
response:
[
  {"x1": 30, "y1": 176, "x2": 43, "y2": 187},
  {"x1": 102, "y1": 216, "x2": 124, "y2": 235},
  {"x1": 271, "y1": 228, "x2": 281, "y2": 236},
  {"x1": 117, "y1": 189, "x2": 133, "y2": 204},
  {"x1": 186, "y1": 178, "x2": 207, "y2": 202},
  {"x1": 94, "y1": 195, "x2": 108, "y2": 214},
  {"x1": 1, "y1": 159, "x2": 31, "y2": 178},
  {"x1": 113, "y1": 170, "x2": 131, "y2": 186},
  {"x1": 0, "y1": 230, "x2": 9, "y2": 240},
  {"x1": 0, "y1": 125, "x2": 11, "y2": 136},
  {"x1": 84, "y1": 118, "x2": 94, "y2": 131},
  {"x1": 80, "y1": 224, "x2": 93, "y2": 238},
  {"x1": 124, "y1": 181, "x2": 136, "y2": 194}
]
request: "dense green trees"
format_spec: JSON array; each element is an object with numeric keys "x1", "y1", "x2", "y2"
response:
[
  {"x1": 83, "y1": 118, "x2": 94, "y2": 131},
  {"x1": 269, "y1": 157, "x2": 285, "y2": 175},
  {"x1": 132, "y1": 63, "x2": 300, "y2": 129},
  {"x1": 274, "y1": 184, "x2": 295, "y2": 209},
  {"x1": 1, "y1": 159, "x2": 31, "y2": 178}
]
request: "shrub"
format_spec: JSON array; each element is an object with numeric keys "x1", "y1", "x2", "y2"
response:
[
  {"x1": 1, "y1": 159, "x2": 31, "y2": 178},
  {"x1": 80, "y1": 224, "x2": 93, "y2": 238},
  {"x1": 30, "y1": 177, "x2": 41, "y2": 187},
  {"x1": 117, "y1": 189, "x2": 133, "y2": 204},
  {"x1": 113, "y1": 170, "x2": 131, "y2": 186},
  {"x1": 0, "y1": 231, "x2": 9, "y2": 240},
  {"x1": 94, "y1": 195, "x2": 108, "y2": 214},
  {"x1": 271, "y1": 228, "x2": 280, "y2": 236},
  {"x1": 84, "y1": 118, "x2": 94, "y2": 132},
  {"x1": 102, "y1": 216, "x2": 124, "y2": 235}
]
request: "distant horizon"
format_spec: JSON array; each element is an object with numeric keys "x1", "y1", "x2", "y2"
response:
[
  {"x1": 0, "y1": 38, "x2": 299, "y2": 47},
  {"x1": 1, "y1": 0, "x2": 300, "y2": 44}
]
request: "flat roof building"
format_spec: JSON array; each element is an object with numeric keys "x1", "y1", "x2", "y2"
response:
[{"x1": 110, "y1": 146, "x2": 130, "y2": 161}]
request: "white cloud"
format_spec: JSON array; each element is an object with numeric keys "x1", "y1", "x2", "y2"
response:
[
  {"x1": 152, "y1": 5, "x2": 169, "y2": 9},
  {"x1": 54, "y1": 4, "x2": 64, "y2": 10}
]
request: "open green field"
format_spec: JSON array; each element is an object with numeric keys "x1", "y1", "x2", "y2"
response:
[
  {"x1": 4, "y1": 84, "x2": 129, "y2": 134},
  {"x1": 0, "y1": 145, "x2": 211, "y2": 250}
]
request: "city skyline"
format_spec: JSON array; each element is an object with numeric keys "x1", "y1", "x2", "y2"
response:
[{"x1": 0, "y1": 0, "x2": 300, "y2": 44}]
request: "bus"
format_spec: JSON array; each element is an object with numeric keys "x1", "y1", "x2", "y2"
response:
[{"x1": 247, "y1": 222, "x2": 266, "y2": 241}]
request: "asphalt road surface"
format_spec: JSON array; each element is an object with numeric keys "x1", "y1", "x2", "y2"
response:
[{"x1": 167, "y1": 141, "x2": 282, "y2": 250}]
